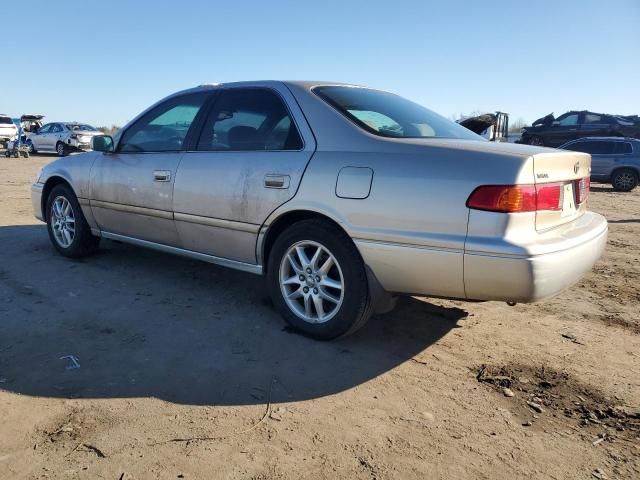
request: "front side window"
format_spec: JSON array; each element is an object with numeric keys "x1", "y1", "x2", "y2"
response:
[
  {"x1": 314, "y1": 86, "x2": 480, "y2": 140},
  {"x1": 119, "y1": 92, "x2": 209, "y2": 153},
  {"x1": 197, "y1": 89, "x2": 303, "y2": 151},
  {"x1": 557, "y1": 114, "x2": 578, "y2": 126},
  {"x1": 51, "y1": 124, "x2": 63, "y2": 133}
]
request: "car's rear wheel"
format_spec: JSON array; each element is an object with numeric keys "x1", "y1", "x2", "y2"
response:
[
  {"x1": 528, "y1": 135, "x2": 544, "y2": 146},
  {"x1": 267, "y1": 219, "x2": 372, "y2": 340},
  {"x1": 46, "y1": 184, "x2": 100, "y2": 257},
  {"x1": 611, "y1": 168, "x2": 638, "y2": 192},
  {"x1": 56, "y1": 141, "x2": 67, "y2": 157},
  {"x1": 28, "y1": 141, "x2": 36, "y2": 154}
]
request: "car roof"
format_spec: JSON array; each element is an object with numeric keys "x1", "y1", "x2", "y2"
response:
[{"x1": 186, "y1": 80, "x2": 369, "y2": 94}]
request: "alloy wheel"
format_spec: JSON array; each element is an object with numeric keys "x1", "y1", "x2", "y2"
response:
[
  {"x1": 57, "y1": 143, "x2": 65, "y2": 156},
  {"x1": 279, "y1": 240, "x2": 345, "y2": 324},
  {"x1": 50, "y1": 196, "x2": 76, "y2": 248},
  {"x1": 614, "y1": 172, "x2": 635, "y2": 191}
]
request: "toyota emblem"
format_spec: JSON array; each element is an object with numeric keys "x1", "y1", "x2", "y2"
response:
[{"x1": 573, "y1": 162, "x2": 580, "y2": 174}]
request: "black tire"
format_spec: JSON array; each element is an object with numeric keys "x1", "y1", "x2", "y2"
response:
[
  {"x1": 611, "y1": 168, "x2": 638, "y2": 192},
  {"x1": 56, "y1": 141, "x2": 67, "y2": 157},
  {"x1": 28, "y1": 142, "x2": 36, "y2": 154},
  {"x1": 267, "y1": 219, "x2": 372, "y2": 340},
  {"x1": 46, "y1": 184, "x2": 100, "y2": 258},
  {"x1": 528, "y1": 135, "x2": 544, "y2": 146}
]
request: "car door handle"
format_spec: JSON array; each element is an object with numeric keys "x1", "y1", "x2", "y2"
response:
[
  {"x1": 153, "y1": 170, "x2": 172, "y2": 182},
  {"x1": 264, "y1": 174, "x2": 290, "y2": 189}
]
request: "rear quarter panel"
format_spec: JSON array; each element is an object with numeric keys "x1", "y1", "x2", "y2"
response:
[{"x1": 265, "y1": 141, "x2": 535, "y2": 298}]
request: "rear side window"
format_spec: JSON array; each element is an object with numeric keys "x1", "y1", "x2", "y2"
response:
[
  {"x1": 614, "y1": 142, "x2": 632, "y2": 154},
  {"x1": 564, "y1": 141, "x2": 618, "y2": 155},
  {"x1": 119, "y1": 92, "x2": 209, "y2": 153},
  {"x1": 197, "y1": 89, "x2": 303, "y2": 151},
  {"x1": 557, "y1": 114, "x2": 578, "y2": 126},
  {"x1": 315, "y1": 86, "x2": 479, "y2": 140},
  {"x1": 564, "y1": 141, "x2": 591, "y2": 153},
  {"x1": 584, "y1": 113, "x2": 602, "y2": 124}
]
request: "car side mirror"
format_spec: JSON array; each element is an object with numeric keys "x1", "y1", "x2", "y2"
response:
[{"x1": 92, "y1": 135, "x2": 114, "y2": 153}]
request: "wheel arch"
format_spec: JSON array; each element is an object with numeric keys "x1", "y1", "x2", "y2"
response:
[
  {"x1": 41, "y1": 176, "x2": 77, "y2": 221},
  {"x1": 259, "y1": 209, "x2": 349, "y2": 270},
  {"x1": 258, "y1": 208, "x2": 396, "y2": 314},
  {"x1": 610, "y1": 165, "x2": 640, "y2": 181}
]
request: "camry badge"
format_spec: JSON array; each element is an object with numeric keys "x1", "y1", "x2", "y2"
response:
[{"x1": 573, "y1": 162, "x2": 580, "y2": 174}]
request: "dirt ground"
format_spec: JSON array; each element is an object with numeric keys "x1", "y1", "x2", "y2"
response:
[{"x1": 1, "y1": 154, "x2": 638, "y2": 480}]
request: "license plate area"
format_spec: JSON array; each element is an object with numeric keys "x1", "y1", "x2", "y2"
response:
[{"x1": 560, "y1": 183, "x2": 576, "y2": 217}]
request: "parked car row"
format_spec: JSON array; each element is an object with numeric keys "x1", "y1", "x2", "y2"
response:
[
  {"x1": 28, "y1": 122, "x2": 102, "y2": 156},
  {"x1": 0, "y1": 114, "x2": 100, "y2": 156}
]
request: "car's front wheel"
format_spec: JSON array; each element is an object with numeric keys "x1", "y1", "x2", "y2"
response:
[
  {"x1": 56, "y1": 141, "x2": 68, "y2": 157},
  {"x1": 267, "y1": 219, "x2": 372, "y2": 340},
  {"x1": 611, "y1": 168, "x2": 638, "y2": 192},
  {"x1": 46, "y1": 184, "x2": 100, "y2": 257}
]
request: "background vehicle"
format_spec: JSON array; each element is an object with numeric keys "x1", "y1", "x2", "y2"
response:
[
  {"x1": 458, "y1": 112, "x2": 509, "y2": 142},
  {"x1": 28, "y1": 122, "x2": 101, "y2": 156},
  {"x1": 31, "y1": 81, "x2": 606, "y2": 340},
  {"x1": 560, "y1": 137, "x2": 640, "y2": 191},
  {"x1": 20, "y1": 114, "x2": 44, "y2": 139},
  {"x1": 0, "y1": 114, "x2": 18, "y2": 146},
  {"x1": 519, "y1": 110, "x2": 640, "y2": 147}
]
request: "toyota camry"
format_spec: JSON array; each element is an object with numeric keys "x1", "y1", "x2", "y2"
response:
[{"x1": 31, "y1": 81, "x2": 608, "y2": 339}]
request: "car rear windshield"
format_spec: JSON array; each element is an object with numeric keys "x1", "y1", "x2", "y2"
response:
[
  {"x1": 66, "y1": 124, "x2": 96, "y2": 131},
  {"x1": 0, "y1": 117, "x2": 13, "y2": 125},
  {"x1": 314, "y1": 86, "x2": 481, "y2": 140}
]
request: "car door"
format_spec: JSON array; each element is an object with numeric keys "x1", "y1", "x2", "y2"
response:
[
  {"x1": 548, "y1": 112, "x2": 580, "y2": 146},
  {"x1": 89, "y1": 91, "x2": 211, "y2": 246},
  {"x1": 173, "y1": 85, "x2": 316, "y2": 264},
  {"x1": 585, "y1": 141, "x2": 609, "y2": 179},
  {"x1": 612, "y1": 140, "x2": 634, "y2": 175},
  {"x1": 580, "y1": 112, "x2": 609, "y2": 138},
  {"x1": 32, "y1": 123, "x2": 53, "y2": 149},
  {"x1": 50, "y1": 123, "x2": 66, "y2": 150}
]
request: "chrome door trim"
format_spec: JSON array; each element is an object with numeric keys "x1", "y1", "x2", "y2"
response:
[
  {"x1": 173, "y1": 212, "x2": 260, "y2": 233},
  {"x1": 100, "y1": 231, "x2": 263, "y2": 275},
  {"x1": 91, "y1": 200, "x2": 173, "y2": 220}
]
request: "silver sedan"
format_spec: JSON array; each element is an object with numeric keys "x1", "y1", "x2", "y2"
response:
[{"x1": 31, "y1": 81, "x2": 608, "y2": 339}]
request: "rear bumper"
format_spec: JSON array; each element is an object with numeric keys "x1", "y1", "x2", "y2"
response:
[
  {"x1": 464, "y1": 212, "x2": 608, "y2": 302},
  {"x1": 31, "y1": 183, "x2": 44, "y2": 221},
  {"x1": 356, "y1": 211, "x2": 607, "y2": 303}
]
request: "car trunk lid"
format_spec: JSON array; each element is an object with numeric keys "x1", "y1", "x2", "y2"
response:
[{"x1": 532, "y1": 151, "x2": 591, "y2": 231}]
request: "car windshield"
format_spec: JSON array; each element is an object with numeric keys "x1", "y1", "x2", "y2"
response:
[
  {"x1": 66, "y1": 123, "x2": 96, "y2": 131},
  {"x1": 0, "y1": 117, "x2": 13, "y2": 125},
  {"x1": 314, "y1": 86, "x2": 482, "y2": 140}
]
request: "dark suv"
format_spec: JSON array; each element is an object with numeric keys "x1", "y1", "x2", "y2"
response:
[
  {"x1": 560, "y1": 137, "x2": 640, "y2": 191},
  {"x1": 519, "y1": 111, "x2": 640, "y2": 147}
]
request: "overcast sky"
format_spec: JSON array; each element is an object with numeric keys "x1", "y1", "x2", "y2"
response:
[{"x1": 3, "y1": 0, "x2": 639, "y2": 127}]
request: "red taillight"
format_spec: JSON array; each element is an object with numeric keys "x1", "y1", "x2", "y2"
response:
[
  {"x1": 575, "y1": 177, "x2": 590, "y2": 204},
  {"x1": 467, "y1": 183, "x2": 563, "y2": 213}
]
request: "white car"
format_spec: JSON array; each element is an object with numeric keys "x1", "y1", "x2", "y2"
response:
[
  {"x1": 0, "y1": 114, "x2": 18, "y2": 144},
  {"x1": 28, "y1": 122, "x2": 102, "y2": 156}
]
